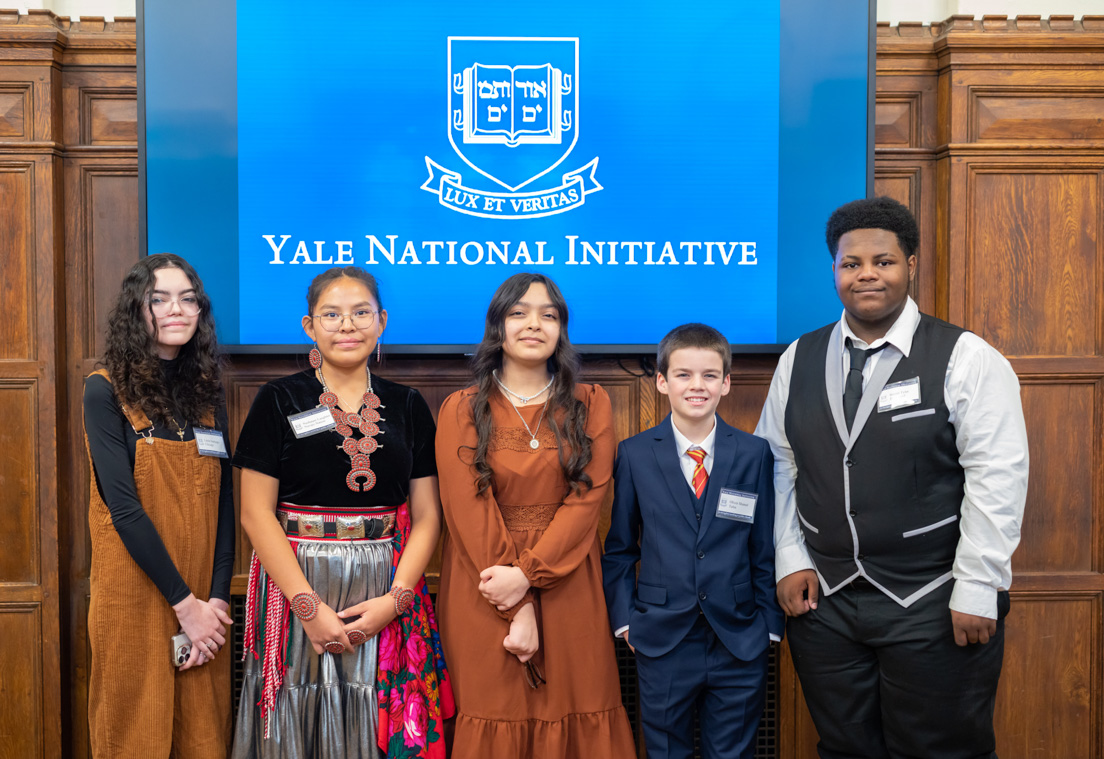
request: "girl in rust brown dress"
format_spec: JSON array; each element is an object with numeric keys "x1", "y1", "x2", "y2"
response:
[{"x1": 436, "y1": 273, "x2": 636, "y2": 758}]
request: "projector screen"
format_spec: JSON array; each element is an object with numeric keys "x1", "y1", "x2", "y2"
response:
[{"x1": 139, "y1": 0, "x2": 872, "y2": 352}]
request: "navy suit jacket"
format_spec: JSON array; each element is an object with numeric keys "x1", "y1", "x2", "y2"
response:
[{"x1": 602, "y1": 414, "x2": 784, "y2": 659}]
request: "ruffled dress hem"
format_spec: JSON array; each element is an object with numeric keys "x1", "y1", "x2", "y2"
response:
[{"x1": 450, "y1": 705, "x2": 636, "y2": 759}]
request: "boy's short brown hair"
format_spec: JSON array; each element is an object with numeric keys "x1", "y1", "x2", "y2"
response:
[{"x1": 656, "y1": 323, "x2": 732, "y2": 377}]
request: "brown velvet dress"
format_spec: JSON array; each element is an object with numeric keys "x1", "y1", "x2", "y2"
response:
[{"x1": 436, "y1": 383, "x2": 636, "y2": 758}]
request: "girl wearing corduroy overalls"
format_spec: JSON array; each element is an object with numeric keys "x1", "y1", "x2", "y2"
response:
[{"x1": 83, "y1": 253, "x2": 235, "y2": 757}]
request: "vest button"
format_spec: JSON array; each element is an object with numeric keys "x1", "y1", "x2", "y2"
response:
[
  {"x1": 858, "y1": 554, "x2": 865, "y2": 561},
  {"x1": 695, "y1": 513, "x2": 701, "y2": 521},
  {"x1": 698, "y1": 591, "x2": 708, "y2": 600},
  {"x1": 850, "y1": 510, "x2": 857, "y2": 517},
  {"x1": 697, "y1": 550, "x2": 705, "y2": 559},
  {"x1": 846, "y1": 458, "x2": 855, "y2": 467}
]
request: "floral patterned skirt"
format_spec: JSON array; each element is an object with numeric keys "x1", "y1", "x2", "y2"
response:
[{"x1": 232, "y1": 537, "x2": 392, "y2": 759}]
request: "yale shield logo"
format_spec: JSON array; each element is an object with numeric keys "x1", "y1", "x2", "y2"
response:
[{"x1": 422, "y1": 37, "x2": 601, "y2": 219}]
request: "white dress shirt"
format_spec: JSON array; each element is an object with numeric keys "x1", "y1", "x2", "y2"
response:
[
  {"x1": 618, "y1": 416, "x2": 779, "y2": 643},
  {"x1": 755, "y1": 297, "x2": 1029, "y2": 619}
]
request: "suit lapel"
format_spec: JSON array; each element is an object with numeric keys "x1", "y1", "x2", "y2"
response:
[
  {"x1": 652, "y1": 416, "x2": 700, "y2": 531},
  {"x1": 696, "y1": 419, "x2": 737, "y2": 543}
]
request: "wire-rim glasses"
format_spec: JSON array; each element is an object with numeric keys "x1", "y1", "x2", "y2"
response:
[{"x1": 312, "y1": 309, "x2": 378, "y2": 332}]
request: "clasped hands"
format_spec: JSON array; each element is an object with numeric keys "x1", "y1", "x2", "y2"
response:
[
  {"x1": 777, "y1": 569, "x2": 998, "y2": 647},
  {"x1": 300, "y1": 595, "x2": 398, "y2": 655},
  {"x1": 480, "y1": 564, "x2": 538, "y2": 664},
  {"x1": 173, "y1": 594, "x2": 233, "y2": 671},
  {"x1": 478, "y1": 564, "x2": 530, "y2": 610}
]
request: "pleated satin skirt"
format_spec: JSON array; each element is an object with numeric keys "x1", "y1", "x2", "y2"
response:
[{"x1": 232, "y1": 537, "x2": 393, "y2": 759}]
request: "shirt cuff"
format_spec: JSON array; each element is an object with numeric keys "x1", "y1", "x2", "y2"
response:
[
  {"x1": 775, "y1": 544, "x2": 816, "y2": 582},
  {"x1": 949, "y1": 579, "x2": 998, "y2": 619},
  {"x1": 496, "y1": 590, "x2": 535, "y2": 622},
  {"x1": 769, "y1": 633, "x2": 781, "y2": 643},
  {"x1": 613, "y1": 625, "x2": 628, "y2": 639}
]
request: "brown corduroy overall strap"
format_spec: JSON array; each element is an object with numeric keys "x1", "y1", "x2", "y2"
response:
[{"x1": 84, "y1": 369, "x2": 231, "y2": 758}]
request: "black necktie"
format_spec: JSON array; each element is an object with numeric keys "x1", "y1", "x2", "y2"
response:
[{"x1": 843, "y1": 339, "x2": 886, "y2": 432}]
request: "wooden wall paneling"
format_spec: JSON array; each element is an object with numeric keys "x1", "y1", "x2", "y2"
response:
[
  {"x1": 0, "y1": 17, "x2": 65, "y2": 757},
  {"x1": 945, "y1": 69, "x2": 1104, "y2": 152},
  {"x1": 932, "y1": 17, "x2": 1104, "y2": 759},
  {"x1": 1016, "y1": 376, "x2": 1100, "y2": 573},
  {"x1": 995, "y1": 591, "x2": 1101, "y2": 758},
  {"x1": 0, "y1": 603, "x2": 46, "y2": 758},
  {"x1": 0, "y1": 162, "x2": 34, "y2": 359},
  {"x1": 57, "y1": 26, "x2": 140, "y2": 759},
  {"x1": 61, "y1": 157, "x2": 140, "y2": 759},
  {"x1": 0, "y1": 378, "x2": 41, "y2": 585},
  {"x1": 971, "y1": 88, "x2": 1104, "y2": 143},
  {"x1": 0, "y1": 81, "x2": 30, "y2": 138},
  {"x1": 61, "y1": 69, "x2": 136, "y2": 148},
  {"x1": 961, "y1": 160, "x2": 1102, "y2": 358}
]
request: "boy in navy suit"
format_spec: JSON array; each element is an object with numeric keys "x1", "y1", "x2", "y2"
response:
[{"x1": 603, "y1": 323, "x2": 783, "y2": 759}]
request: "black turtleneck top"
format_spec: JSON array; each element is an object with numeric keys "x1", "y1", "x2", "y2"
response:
[{"x1": 83, "y1": 359, "x2": 235, "y2": 605}]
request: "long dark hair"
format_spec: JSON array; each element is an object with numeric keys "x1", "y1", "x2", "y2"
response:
[
  {"x1": 102, "y1": 253, "x2": 223, "y2": 426},
  {"x1": 468, "y1": 273, "x2": 592, "y2": 496}
]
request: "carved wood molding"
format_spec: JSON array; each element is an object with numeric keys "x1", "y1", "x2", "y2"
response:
[
  {"x1": 0, "y1": 9, "x2": 134, "y2": 33},
  {"x1": 0, "y1": 10, "x2": 136, "y2": 66},
  {"x1": 878, "y1": 15, "x2": 1104, "y2": 38}
]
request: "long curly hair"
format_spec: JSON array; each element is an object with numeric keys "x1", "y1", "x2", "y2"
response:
[
  {"x1": 467, "y1": 273, "x2": 592, "y2": 497},
  {"x1": 102, "y1": 253, "x2": 223, "y2": 426}
]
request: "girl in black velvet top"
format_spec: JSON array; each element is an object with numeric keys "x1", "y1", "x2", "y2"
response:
[
  {"x1": 231, "y1": 266, "x2": 453, "y2": 759},
  {"x1": 83, "y1": 253, "x2": 234, "y2": 757}
]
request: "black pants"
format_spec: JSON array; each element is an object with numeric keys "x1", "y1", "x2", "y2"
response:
[{"x1": 787, "y1": 579, "x2": 1009, "y2": 759}]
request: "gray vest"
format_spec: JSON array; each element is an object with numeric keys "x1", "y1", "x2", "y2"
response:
[{"x1": 784, "y1": 315, "x2": 966, "y2": 605}]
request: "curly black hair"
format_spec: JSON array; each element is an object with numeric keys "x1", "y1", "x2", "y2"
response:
[
  {"x1": 825, "y1": 196, "x2": 919, "y2": 260},
  {"x1": 102, "y1": 253, "x2": 223, "y2": 427},
  {"x1": 466, "y1": 273, "x2": 593, "y2": 498}
]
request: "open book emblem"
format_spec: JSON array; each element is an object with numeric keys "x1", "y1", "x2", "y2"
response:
[
  {"x1": 455, "y1": 62, "x2": 572, "y2": 150},
  {"x1": 422, "y1": 37, "x2": 601, "y2": 219}
]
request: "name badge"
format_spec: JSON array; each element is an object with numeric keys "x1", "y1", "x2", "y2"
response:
[
  {"x1": 716, "y1": 488, "x2": 757, "y2": 523},
  {"x1": 878, "y1": 377, "x2": 921, "y2": 413},
  {"x1": 193, "y1": 427, "x2": 229, "y2": 458},
  {"x1": 288, "y1": 406, "x2": 337, "y2": 438}
]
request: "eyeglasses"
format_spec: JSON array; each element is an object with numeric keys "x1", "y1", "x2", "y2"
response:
[
  {"x1": 148, "y1": 295, "x2": 201, "y2": 317},
  {"x1": 312, "y1": 309, "x2": 378, "y2": 332}
]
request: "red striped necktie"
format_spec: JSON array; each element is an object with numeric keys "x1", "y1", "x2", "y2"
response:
[{"x1": 687, "y1": 447, "x2": 708, "y2": 499}]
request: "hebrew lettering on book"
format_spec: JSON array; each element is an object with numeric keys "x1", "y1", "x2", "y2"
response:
[{"x1": 452, "y1": 62, "x2": 573, "y2": 147}]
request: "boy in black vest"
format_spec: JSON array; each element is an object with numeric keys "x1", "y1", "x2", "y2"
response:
[
  {"x1": 756, "y1": 197, "x2": 1028, "y2": 758},
  {"x1": 604, "y1": 324, "x2": 783, "y2": 759}
]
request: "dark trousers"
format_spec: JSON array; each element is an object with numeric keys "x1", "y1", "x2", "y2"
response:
[
  {"x1": 787, "y1": 578, "x2": 1009, "y2": 759},
  {"x1": 636, "y1": 615, "x2": 768, "y2": 759}
]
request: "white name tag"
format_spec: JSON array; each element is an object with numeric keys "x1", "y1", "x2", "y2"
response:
[
  {"x1": 193, "y1": 427, "x2": 228, "y2": 458},
  {"x1": 878, "y1": 377, "x2": 922, "y2": 413},
  {"x1": 288, "y1": 406, "x2": 337, "y2": 438},
  {"x1": 716, "y1": 488, "x2": 757, "y2": 523}
]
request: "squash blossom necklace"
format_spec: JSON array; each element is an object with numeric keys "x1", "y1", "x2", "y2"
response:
[{"x1": 316, "y1": 365, "x2": 385, "y2": 492}]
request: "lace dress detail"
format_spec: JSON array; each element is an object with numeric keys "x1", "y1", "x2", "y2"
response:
[
  {"x1": 490, "y1": 425, "x2": 557, "y2": 452},
  {"x1": 498, "y1": 502, "x2": 559, "y2": 531}
]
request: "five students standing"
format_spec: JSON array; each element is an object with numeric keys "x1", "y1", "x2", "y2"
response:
[{"x1": 84, "y1": 196, "x2": 1027, "y2": 758}]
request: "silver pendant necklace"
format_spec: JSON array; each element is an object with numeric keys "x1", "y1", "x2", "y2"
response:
[
  {"x1": 508, "y1": 397, "x2": 549, "y2": 450},
  {"x1": 493, "y1": 370, "x2": 554, "y2": 405}
]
